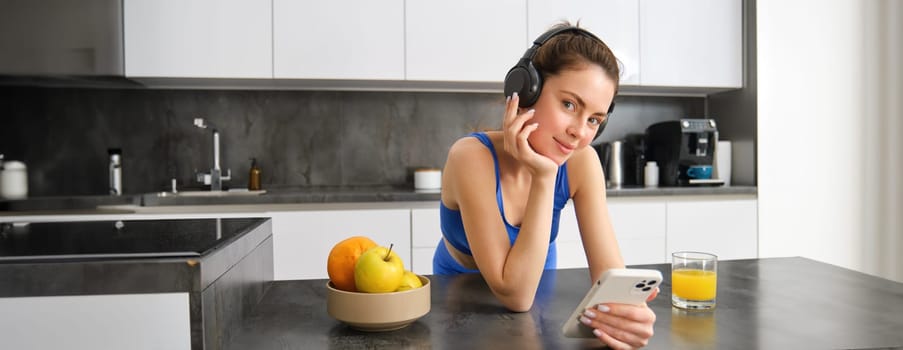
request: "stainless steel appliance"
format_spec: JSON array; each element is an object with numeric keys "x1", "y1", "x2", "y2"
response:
[
  {"x1": 645, "y1": 119, "x2": 724, "y2": 187},
  {"x1": 598, "y1": 134, "x2": 647, "y2": 188}
]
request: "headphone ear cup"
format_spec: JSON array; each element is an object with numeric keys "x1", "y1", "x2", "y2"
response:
[
  {"x1": 594, "y1": 116, "x2": 609, "y2": 140},
  {"x1": 517, "y1": 61, "x2": 543, "y2": 108},
  {"x1": 504, "y1": 59, "x2": 543, "y2": 108},
  {"x1": 503, "y1": 66, "x2": 529, "y2": 101}
]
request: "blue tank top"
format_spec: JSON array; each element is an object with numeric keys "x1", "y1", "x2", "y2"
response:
[{"x1": 435, "y1": 132, "x2": 570, "y2": 274}]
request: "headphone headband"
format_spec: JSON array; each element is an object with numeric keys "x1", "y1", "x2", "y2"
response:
[{"x1": 532, "y1": 26, "x2": 603, "y2": 50}]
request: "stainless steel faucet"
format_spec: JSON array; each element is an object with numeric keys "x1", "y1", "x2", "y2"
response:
[{"x1": 194, "y1": 118, "x2": 231, "y2": 191}]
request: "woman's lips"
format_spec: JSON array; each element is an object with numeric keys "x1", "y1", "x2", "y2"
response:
[{"x1": 555, "y1": 138, "x2": 576, "y2": 154}]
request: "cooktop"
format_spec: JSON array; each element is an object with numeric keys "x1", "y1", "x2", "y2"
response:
[{"x1": 0, "y1": 218, "x2": 266, "y2": 262}]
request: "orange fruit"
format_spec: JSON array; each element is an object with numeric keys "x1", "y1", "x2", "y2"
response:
[{"x1": 327, "y1": 236, "x2": 378, "y2": 292}]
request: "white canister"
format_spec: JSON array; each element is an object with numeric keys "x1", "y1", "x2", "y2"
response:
[
  {"x1": 715, "y1": 141, "x2": 732, "y2": 186},
  {"x1": 644, "y1": 161, "x2": 659, "y2": 188},
  {"x1": 414, "y1": 168, "x2": 442, "y2": 191},
  {"x1": 0, "y1": 161, "x2": 28, "y2": 199}
]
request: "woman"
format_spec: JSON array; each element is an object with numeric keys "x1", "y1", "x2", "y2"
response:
[{"x1": 433, "y1": 23, "x2": 657, "y2": 349}]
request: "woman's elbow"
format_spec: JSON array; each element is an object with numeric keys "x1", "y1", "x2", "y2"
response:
[{"x1": 499, "y1": 294, "x2": 535, "y2": 312}]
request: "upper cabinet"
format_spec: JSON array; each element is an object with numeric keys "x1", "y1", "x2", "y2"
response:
[
  {"x1": 0, "y1": 0, "x2": 124, "y2": 76},
  {"x1": 639, "y1": 0, "x2": 742, "y2": 88},
  {"x1": 117, "y1": 0, "x2": 741, "y2": 92},
  {"x1": 273, "y1": 0, "x2": 404, "y2": 80},
  {"x1": 405, "y1": 0, "x2": 526, "y2": 82},
  {"x1": 528, "y1": 0, "x2": 641, "y2": 85},
  {"x1": 123, "y1": 0, "x2": 272, "y2": 78}
]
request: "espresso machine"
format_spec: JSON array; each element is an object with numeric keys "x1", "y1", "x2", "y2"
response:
[{"x1": 645, "y1": 119, "x2": 724, "y2": 187}]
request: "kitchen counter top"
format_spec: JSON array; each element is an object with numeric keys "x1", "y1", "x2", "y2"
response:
[
  {"x1": 1, "y1": 185, "x2": 756, "y2": 214},
  {"x1": 226, "y1": 257, "x2": 903, "y2": 349}
]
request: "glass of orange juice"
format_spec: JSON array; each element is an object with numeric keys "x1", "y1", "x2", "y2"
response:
[{"x1": 671, "y1": 251, "x2": 717, "y2": 310}]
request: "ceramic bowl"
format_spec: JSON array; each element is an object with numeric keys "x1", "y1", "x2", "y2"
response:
[{"x1": 326, "y1": 275, "x2": 431, "y2": 331}]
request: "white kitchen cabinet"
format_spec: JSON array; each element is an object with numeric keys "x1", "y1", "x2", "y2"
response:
[
  {"x1": 556, "y1": 202, "x2": 586, "y2": 269},
  {"x1": 527, "y1": 0, "x2": 641, "y2": 85},
  {"x1": 0, "y1": 293, "x2": 190, "y2": 350},
  {"x1": 665, "y1": 198, "x2": 758, "y2": 261},
  {"x1": 273, "y1": 0, "x2": 405, "y2": 80},
  {"x1": 123, "y1": 0, "x2": 272, "y2": 78},
  {"x1": 608, "y1": 199, "x2": 668, "y2": 265},
  {"x1": 269, "y1": 209, "x2": 411, "y2": 281},
  {"x1": 638, "y1": 0, "x2": 742, "y2": 88},
  {"x1": 557, "y1": 199, "x2": 667, "y2": 269},
  {"x1": 411, "y1": 207, "x2": 442, "y2": 275},
  {"x1": 405, "y1": 0, "x2": 527, "y2": 82}
]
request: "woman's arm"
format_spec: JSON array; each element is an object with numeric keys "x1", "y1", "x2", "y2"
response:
[
  {"x1": 568, "y1": 147, "x2": 658, "y2": 349},
  {"x1": 443, "y1": 95, "x2": 561, "y2": 312},
  {"x1": 444, "y1": 138, "x2": 555, "y2": 312},
  {"x1": 567, "y1": 147, "x2": 625, "y2": 283}
]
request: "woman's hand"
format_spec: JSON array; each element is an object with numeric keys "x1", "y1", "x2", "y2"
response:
[
  {"x1": 502, "y1": 93, "x2": 558, "y2": 177},
  {"x1": 578, "y1": 289, "x2": 659, "y2": 349}
]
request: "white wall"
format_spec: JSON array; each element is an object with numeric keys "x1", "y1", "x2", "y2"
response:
[{"x1": 757, "y1": 0, "x2": 903, "y2": 282}]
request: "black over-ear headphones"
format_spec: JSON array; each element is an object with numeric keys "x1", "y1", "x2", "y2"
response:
[{"x1": 503, "y1": 26, "x2": 616, "y2": 140}]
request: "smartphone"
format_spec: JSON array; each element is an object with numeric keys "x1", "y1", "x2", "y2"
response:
[{"x1": 561, "y1": 268, "x2": 662, "y2": 338}]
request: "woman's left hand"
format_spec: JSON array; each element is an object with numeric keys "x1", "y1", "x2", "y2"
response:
[{"x1": 578, "y1": 288, "x2": 659, "y2": 349}]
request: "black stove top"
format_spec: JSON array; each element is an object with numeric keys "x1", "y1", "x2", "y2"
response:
[{"x1": 0, "y1": 218, "x2": 266, "y2": 262}]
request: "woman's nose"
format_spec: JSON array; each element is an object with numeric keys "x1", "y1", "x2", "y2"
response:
[{"x1": 568, "y1": 120, "x2": 590, "y2": 139}]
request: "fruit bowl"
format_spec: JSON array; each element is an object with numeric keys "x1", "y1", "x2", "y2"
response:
[{"x1": 326, "y1": 275, "x2": 431, "y2": 332}]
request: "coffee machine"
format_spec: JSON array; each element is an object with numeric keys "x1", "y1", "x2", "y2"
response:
[{"x1": 645, "y1": 119, "x2": 724, "y2": 187}]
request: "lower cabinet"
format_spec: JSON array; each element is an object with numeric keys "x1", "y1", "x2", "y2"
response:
[
  {"x1": 548, "y1": 196, "x2": 757, "y2": 269},
  {"x1": 411, "y1": 207, "x2": 442, "y2": 275},
  {"x1": 219, "y1": 195, "x2": 754, "y2": 280},
  {"x1": 0, "y1": 293, "x2": 190, "y2": 350},
  {"x1": 665, "y1": 198, "x2": 758, "y2": 261},
  {"x1": 557, "y1": 199, "x2": 667, "y2": 268},
  {"x1": 269, "y1": 209, "x2": 411, "y2": 281}
]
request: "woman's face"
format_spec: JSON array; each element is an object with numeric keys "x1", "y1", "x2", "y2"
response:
[{"x1": 525, "y1": 63, "x2": 616, "y2": 165}]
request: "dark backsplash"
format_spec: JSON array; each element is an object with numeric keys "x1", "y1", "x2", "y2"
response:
[{"x1": 0, "y1": 86, "x2": 703, "y2": 196}]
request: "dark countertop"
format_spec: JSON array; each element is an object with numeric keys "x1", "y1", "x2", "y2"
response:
[
  {"x1": 0, "y1": 185, "x2": 757, "y2": 213},
  {"x1": 226, "y1": 257, "x2": 903, "y2": 349}
]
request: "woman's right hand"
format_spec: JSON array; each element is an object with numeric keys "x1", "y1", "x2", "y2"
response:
[{"x1": 502, "y1": 93, "x2": 558, "y2": 177}]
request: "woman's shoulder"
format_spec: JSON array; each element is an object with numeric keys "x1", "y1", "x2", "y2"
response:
[
  {"x1": 443, "y1": 132, "x2": 500, "y2": 205},
  {"x1": 448, "y1": 132, "x2": 499, "y2": 160},
  {"x1": 566, "y1": 146, "x2": 605, "y2": 195},
  {"x1": 567, "y1": 145, "x2": 602, "y2": 170}
]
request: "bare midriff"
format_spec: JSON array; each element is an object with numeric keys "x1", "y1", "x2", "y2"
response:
[{"x1": 444, "y1": 238, "x2": 478, "y2": 270}]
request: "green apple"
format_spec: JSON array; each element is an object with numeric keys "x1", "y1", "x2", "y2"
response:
[
  {"x1": 354, "y1": 245, "x2": 405, "y2": 293},
  {"x1": 395, "y1": 270, "x2": 423, "y2": 291}
]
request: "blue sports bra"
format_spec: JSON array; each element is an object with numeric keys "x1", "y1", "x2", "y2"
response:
[{"x1": 438, "y1": 132, "x2": 571, "y2": 268}]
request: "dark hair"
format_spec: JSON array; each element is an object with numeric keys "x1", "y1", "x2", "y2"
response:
[{"x1": 532, "y1": 22, "x2": 620, "y2": 95}]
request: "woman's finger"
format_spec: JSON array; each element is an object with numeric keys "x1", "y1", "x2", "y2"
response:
[
  {"x1": 594, "y1": 321, "x2": 650, "y2": 349},
  {"x1": 517, "y1": 121, "x2": 538, "y2": 149},
  {"x1": 592, "y1": 328, "x2": 635, "y2": 350},
  {"x1": 502, "y1": 92, "x2": 520, "y2": 128},
  {"x1": 646, "y1": 287, "x2": 660, "y2": 302},
  {"x1": 504, "y1": 108, "x2": 535, "y2": 156}
]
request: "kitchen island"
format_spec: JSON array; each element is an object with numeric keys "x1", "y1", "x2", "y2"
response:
[
  {"x1": 0, "y1": 217, "x2": 274, "y2": 350},
  {"x1": 226, "y1": 257, "x2": 903, "y2": 349}
]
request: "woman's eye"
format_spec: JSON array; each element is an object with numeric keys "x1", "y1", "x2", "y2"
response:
[
  {"x1": 563, "y1": 101, "x2": 576, "y2": 111},
  {"x1": 588, "y1": 117, "x2": 601, "y2": 126}
]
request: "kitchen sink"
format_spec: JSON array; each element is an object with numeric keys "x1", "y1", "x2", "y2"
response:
[{"x1": 154, "y1": 190, "x2": 267, "y2": 197}]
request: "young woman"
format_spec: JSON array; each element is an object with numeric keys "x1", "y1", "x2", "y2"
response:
[{"x1": 434, "y1": 23, "x2": 658, "y2": 348}]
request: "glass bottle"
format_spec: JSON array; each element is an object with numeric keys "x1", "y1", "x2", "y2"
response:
[{"x1": 248, "y1": 158, "x2": 261, "y2": 191}]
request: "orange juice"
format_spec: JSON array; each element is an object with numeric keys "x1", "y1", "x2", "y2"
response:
[{"x1": 672, "y1": 268, "x2": 717, "y2": 300}]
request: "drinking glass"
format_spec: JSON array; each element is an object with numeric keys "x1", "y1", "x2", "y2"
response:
[{"x1": 671, "y1": 251, "x2": 717, "y2": 310}]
